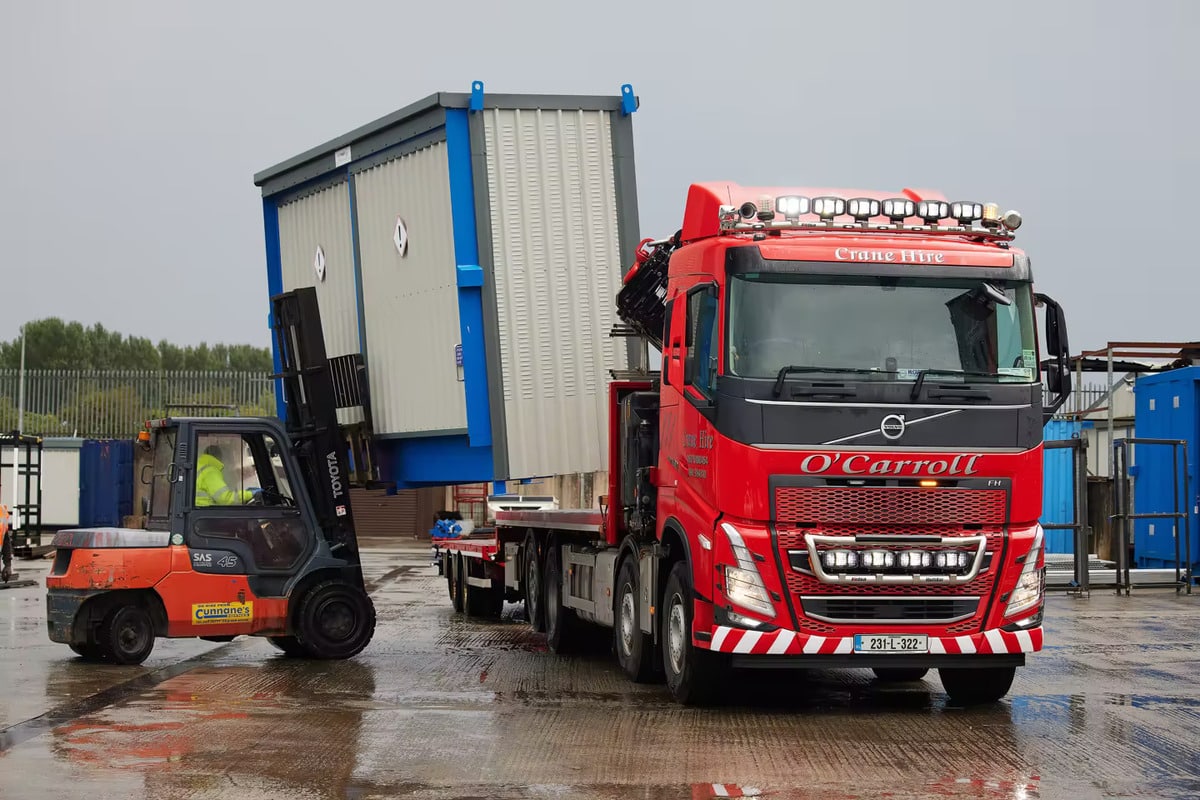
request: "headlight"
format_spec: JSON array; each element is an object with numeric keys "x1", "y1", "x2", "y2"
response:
[
  {"x1": 1005, "y1": 526, "x2": 1045, "y2": 618},
  {"x1": 724, "y1": 566, "x2": 774, "y2": 617},
  {"x1": 721, "y1": 523, "x2": 775, "y2": 617}
]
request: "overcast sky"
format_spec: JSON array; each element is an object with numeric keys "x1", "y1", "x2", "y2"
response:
[{"x1": 1, "y1": 1, "x2": 1196, "y2": 358}]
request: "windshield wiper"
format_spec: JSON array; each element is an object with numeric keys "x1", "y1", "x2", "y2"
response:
[
  {"x1": 909, "y1": 368, "x2": 1000, "y2": 401},
  {"x1": 772, "y1": 365, "x2": 883, "y2": 397}
]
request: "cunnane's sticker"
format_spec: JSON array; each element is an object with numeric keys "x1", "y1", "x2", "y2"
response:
[{"x1": 192, "y1": 602, "x2": 253, "y2": 625}]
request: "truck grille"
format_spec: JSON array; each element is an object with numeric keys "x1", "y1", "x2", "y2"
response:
[
  {"x1": 774, "y1": 486, "x2": 1007, "y2": 526},
  {"x1": 800, "y1": 597, "x2": 979, "y2": 623}
]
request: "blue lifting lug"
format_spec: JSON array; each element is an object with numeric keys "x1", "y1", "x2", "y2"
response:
[
  {"x1": 469, "y1": 80, "x2": 484, "y2": 112},
  {"x1": 620, "y1": 83, "x2": 638, "y2": 115}
]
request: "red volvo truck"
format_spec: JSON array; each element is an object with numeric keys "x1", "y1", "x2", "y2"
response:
[{"x1": 435, "y1": 183, "x2": 1072, "y2": 706}]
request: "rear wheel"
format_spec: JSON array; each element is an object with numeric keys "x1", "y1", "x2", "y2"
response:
[
  {"x1": 294, "y1": 580, "x2": 376, "y2": 659},
  {"x1": 939, "y1": 665, "x2": 1016, "y2": 705},
  {"x1": 448, "y1": 553, "x2": 464, "y2": 612},
  {"x1": 615, "y1": 555, "x2": 658, "y2": 683},
  {"x1": 872, "y1": 667, "x2": 929, "y2": 682},
  {"x1": 662, "y1": 561, "x2": 723, "y2": 705},
  {"x1": 522, "y1": 531, "x2": 545, "y2": 632},
  {"x1": 95, "y1": 603, "x2": 155, "y2": 665},
  {"x1": 544, "y1": 544, "x2": 581, "y2": 653}
]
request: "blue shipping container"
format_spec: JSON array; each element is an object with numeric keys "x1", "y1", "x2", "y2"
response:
[
  {"x1": 79, "y1": 439, "x2": 134, "y2": 528},
  {"x1": 1131, "y1": 367, "x2": 1200, "y2": 572},
  {"x1": 1041, "y1": 419, "x2": 1084, "y2": 554}
]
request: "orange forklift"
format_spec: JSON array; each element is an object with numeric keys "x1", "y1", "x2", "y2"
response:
[{"x1": 44, "y1": 287, "x2": 376, "y2": 664}]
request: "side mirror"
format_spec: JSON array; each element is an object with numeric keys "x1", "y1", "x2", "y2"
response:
[{"x1": 1036, "y1": 292, "x2": 1072, "y2": 421}]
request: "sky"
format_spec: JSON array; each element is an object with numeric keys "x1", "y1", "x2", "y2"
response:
[{"x1": 1, "y1": 0, "x2": 1196, "y2": 358}]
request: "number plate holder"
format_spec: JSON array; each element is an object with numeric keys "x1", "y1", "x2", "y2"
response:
[{"x1": 853, "y1": 634, "x2": 929, "y2": 654}]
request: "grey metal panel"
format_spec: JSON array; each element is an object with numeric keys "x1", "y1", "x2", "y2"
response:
[
  {"x1": 482, "y1": 107, "x2": 629, "y2": 479},
  {"x1": 355, "y1": 141, "x2": 466, "y2": 436},
  {"x1": 277, "y1": 182, "x2": 360, "y2": 359}
]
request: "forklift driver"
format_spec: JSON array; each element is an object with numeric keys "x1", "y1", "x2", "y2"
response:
[{"x1": 196, "y1": 436, "x2": 258, "y2": 507}]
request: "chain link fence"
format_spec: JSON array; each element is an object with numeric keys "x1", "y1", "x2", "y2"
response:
[{"x1": 0, "y1": 370, "x2": 276, "y2": 439}]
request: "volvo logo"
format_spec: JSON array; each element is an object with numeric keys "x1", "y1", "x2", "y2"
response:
[{"x1": 880, "y1": 414, "x2": 906, "y2": 440}]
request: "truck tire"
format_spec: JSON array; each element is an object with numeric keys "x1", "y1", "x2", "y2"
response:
[
  {"x1": 95, "y1": 603, "x2": 156, "y2": 665},
  {"x1": 938, "y1": 665, "x2": 1016, "y2": 705},
  {"x1": 615, "y1": 555, "x2": 658, "y2": 683},
  {"x1": 544, "y1": 544, "x2": 581, "y2": 654},
  {"x1": 294, "y1": 580, "x2": 376, "y2": 660},
  {"x1": 522, "y1": 531, "x2": 546, "y2": 633},
  {"x1": 447, "y1": 553, "x2": 464, "y2": 613},
  {"x1": 662, "y1": 561, "x2": 723, "y2": 705},
  {"x1": 872, "y1": 667, "x2": 929, "y2": 682}
]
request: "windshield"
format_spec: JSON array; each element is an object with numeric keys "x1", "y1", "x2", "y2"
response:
[{"x1": 727, "y1": 272, "x2": 1038, "y2": 383}]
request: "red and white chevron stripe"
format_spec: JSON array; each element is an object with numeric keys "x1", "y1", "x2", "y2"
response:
[{"x1": 705, "y1": 625, "x2": 1042, "y2": 655}]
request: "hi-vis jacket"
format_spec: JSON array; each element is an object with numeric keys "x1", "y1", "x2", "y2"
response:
[{"x1": 195, "y1": 453, "x2": 254, "y2": 506}]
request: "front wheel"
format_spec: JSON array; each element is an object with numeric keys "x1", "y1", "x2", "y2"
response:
[
  {"x1": 939, "y1": 665, "x2": 1016, "y2": 705},
  {"x1": 294, "y1": 580, "x2": 376, "y2": 659},
  {"x1": 661, "y1": 561, "x2": 724, "y2": 705}
]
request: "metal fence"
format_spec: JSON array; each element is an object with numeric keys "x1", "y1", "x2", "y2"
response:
[
  {"x1": 1052, "y1": 383, "x2": 1110, "y2": 417},
  {"x1": 0, "y1": 370, "x2": 276, "y2": 439}
]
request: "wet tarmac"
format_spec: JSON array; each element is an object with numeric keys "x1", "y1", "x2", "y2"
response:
[{"x1": 3, "y1": 539, "x2": 1200, "y2": 799}]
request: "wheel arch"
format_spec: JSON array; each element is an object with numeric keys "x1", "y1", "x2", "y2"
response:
[{"x1": 74, "y1": 588, "x2": 169, "y2": 642}]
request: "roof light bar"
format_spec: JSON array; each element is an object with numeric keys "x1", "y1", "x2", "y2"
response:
[{"x1": 715, "y1": 191, "x2": 1022, "y2": 238}]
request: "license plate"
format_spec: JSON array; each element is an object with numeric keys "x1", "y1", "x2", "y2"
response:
[{"x1": 854, "y1": 634, "x2": 928, "y2": 653}]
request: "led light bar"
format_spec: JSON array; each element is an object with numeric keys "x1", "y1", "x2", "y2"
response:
[{"x1": 715, "y1": 192, "x2": 1023, "y2": 238}]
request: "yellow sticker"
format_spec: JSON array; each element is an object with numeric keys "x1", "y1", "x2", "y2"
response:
[{"x1": 192, "y1": 602, "x2": 253, "y2": 625}]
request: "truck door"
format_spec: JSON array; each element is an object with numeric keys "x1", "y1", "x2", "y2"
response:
[{"x1": 182, "y1": 427, "x2": 315, "y2": 599}]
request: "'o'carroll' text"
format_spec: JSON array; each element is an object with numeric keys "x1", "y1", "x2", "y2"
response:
[{"x1": 799, "y1": 453, "x2": 981, "y2": 476}]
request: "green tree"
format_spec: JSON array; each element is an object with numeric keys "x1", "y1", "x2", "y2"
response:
[{"x1": 0, "y1": 318, "x2": 271, "y2": 371}]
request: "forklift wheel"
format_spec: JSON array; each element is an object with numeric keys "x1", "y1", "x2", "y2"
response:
[
  {"x1": 95, "y1": 604, "x2": 156, "y2": 665},
  {"x1": 294, "y1": 580, "x2": 376, "y2": 660},
  {"x1": 268, "y1": 636, "x2": 308, "y2": 657},
  {"x1": 69, "y1": 642, "x2": 107, "y2": 662}
]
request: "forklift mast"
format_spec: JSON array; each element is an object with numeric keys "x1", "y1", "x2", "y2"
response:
[{"x1": 270, "y1": 287, "x2": 361, "y2": 563}]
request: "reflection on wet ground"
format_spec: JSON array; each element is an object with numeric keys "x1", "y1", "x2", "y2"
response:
[{"x1": 2, "y1": 539, "x2": 1199, "y2": 799}]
